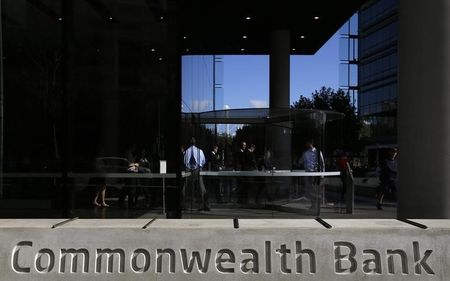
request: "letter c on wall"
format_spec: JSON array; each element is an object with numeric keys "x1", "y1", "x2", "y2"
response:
[{"x1": 11, "y1": 241, "x2": 32, "y2": 273}]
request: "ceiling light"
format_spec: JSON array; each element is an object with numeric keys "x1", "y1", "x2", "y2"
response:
[
  {"x1": 300, "y1": 35, "x2": 305, "y2": 39},
  {"x1": 240, "y1": 48, "x2": 245, "y2": 52},
  {"x1": 58, "y1": 17, "x2": 63, "y2": 21},
  {"x1": 158, "y1": 57, "x2": 163, "y2": 61},
  {"x1": 160, "y1": 16, "x2": 164, "y2": 20},
  {"x1": 109, "y1": 16, "x2": 113, "y2": 20},
  {"x1": 183, "y1": 36, "x2": 187, "y2": 39},
  {"x1": 314, "y1": 16, "x2": 320, "y2": 20},
  {"x1": 242, "y1": 35, "x2": 247, "y2": 39},
  {"x1": 245, "y1": 16, "x2": 251, "y2": 20},
  {"x1": 292, "y1": 48, "x2": 296, "y2": 51},
  {"x1": 151, "y1": 48, "x2": 156, "y2": 52},
  {"x1": 186, "y1": 48, "x2": 190, "y2": 52}
]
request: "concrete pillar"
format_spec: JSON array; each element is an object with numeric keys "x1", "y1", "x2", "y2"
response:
[
  {"x1": 269, "y1": 30, "x2": 291, "y2": 170},
  {"x1": 398, "y1": 0, "x2": 450, "y2": 218},
  {"x1": 270, "y1": 30, "x2": 290, "y2": 109}
]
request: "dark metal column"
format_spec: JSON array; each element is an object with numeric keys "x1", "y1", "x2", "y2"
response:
[
  {"x1": 61, "y1": 0, "x2": 74, "y2": 218},
  {"x1": 398, "y1": 0, "x2": 450, "y2": 218},
  {"x1": 165, "y1": 3, "x2": 182, "y2": 219}
]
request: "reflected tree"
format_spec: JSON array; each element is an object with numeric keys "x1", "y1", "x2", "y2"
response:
[{"x1": 292, "y1": 86, "x2": 364, "y2": 153}]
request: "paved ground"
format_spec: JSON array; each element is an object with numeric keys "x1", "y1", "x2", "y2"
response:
[
  {"x1": 179, "y1": 199, "x2": 396, "y2": 219},
  {"x1": 0, "y1": 179, "x2": 397, "y2": 219},
  {"x1": 0, "y1": 194, "x2": 396, "y2": 219}
]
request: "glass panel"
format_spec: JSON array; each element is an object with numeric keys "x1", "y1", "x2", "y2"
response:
[
  {"x1": 0, "y1": 1, "x2": 391, "y2": 219},
  {"x1": 180, "y1": 108, "x2": 346, "y2": 217},
  {"x1": 1, "y1": 0, "x2": 179, "y2": 218}
]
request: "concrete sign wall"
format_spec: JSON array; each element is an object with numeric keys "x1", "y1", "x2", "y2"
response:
[{"x1": 0, "y1": 219, "x2": 448, "y2": 280}]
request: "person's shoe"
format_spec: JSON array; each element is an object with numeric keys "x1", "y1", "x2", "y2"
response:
[
  {"x1": 101, "y1": 202, "x2": 109, "y2": 207},
  {"x1": 376, "y1": 202, "x2": 383, "y2": 210},
  {"x1": 93, "y1": 202, "x2": 101, "y2": 207}
]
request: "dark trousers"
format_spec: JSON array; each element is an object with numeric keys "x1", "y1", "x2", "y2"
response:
[
  {"x1": 237, "y1": 177, "x2": 248, "y2": 204},
  {"x1": 182, "y1": 170, "x2": 209, "y2": 210},
  {"x1": 118, "y1": 178, "x2": 138, "y2": 208},
  {"x1": 255, "y1": 178, "x2": 271, "y2": 204},
  {"x1": 208, "y1": 177, "x2": 224, "y2": 203}
]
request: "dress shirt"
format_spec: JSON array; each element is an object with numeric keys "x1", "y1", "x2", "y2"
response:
[{"x1": 184, "y1": 145, "x2": 206, "y2": 170}]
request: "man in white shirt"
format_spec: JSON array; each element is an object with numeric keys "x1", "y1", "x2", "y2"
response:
[
  {"x1": 183, "y1": 138, "x2": 210, "y2": 211},
  {"x1": 299, "y1": 139, "x2": 325, "y2": 211}
]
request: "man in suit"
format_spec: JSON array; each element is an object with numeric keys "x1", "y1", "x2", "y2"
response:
[
  {"x1": 234, "y1": 141, "x2": 246, "y2": 171},
  {"x1": 208, "y1": 144, "x2": 224, "y2": 203},
  {"x1": 235, "y1": 141, "x2": 248, "y2": 204}
]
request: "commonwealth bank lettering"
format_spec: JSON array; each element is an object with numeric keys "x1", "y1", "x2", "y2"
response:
[{"x1": 11, "y1": 240, "x2": 434, "y2": 276}]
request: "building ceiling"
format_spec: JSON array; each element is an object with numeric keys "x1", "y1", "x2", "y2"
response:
[
  {"x1": 178, "y1": 0, "x2": 368, "y2": 55},
  {"x1": 16, "y1": 0, "x2": 368, "y2": 55}
]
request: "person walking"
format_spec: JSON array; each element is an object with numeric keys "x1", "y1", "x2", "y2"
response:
[
  {"x1": 299, "y1": 139, "x2": 325, "y2": 211},
  {"x1": 376, "y1": 148, "x2": 398, "y2": 210}
]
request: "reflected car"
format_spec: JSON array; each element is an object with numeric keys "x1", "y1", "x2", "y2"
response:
[
  {"x1": 96, "y1": 157, "x2": 132, "y2": 173},
  {"x1": 94, "y1": 157, "x2": 133, "y2": 196}
]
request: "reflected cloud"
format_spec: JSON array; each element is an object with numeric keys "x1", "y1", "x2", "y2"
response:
[
  {"x1": 190, "y1": 100, "x2": 211, "y2": 112},
  {"x1": 249, "y1": 99, "x2": 268, "y2": 108}
]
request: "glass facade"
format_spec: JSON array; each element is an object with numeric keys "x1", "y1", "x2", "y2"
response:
[
  {"x1": 0, "y1": 0, "x2": 361, "y2": 219},
  {"x1": 358, "y1": 0, "x2": 398, "y2": 143},
  {"x1": 180, "y1": 108, "x2": 345, "y2": 216},
  {"x1": 1, "y1": 0, "x2": 180, "y2": 217}
]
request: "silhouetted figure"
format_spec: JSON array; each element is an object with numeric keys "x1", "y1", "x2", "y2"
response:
[
  {"x1": 337, "y1": 150, "x2": 350, "y2": 203},
  {"x1": 208, "y1": 144, "x2": 224, "y2": 203},
  {"x1": 134, "y1": 147, "x2": 152, "y2": 208},
  {"x1": 92, "y1": 148, "x2": 108, "y2": 208},
  {"x1": 235, "y1": 141, "x2": 247, "y2": 204},
  {"x1": 298, "y1": 139, "x2": 325, "y2": 211},
  {"x1": 255, "y1": 147, "x2": 274, "y2": 204},
  {"x1": 377, "y1": 148, "x2": 398, "y2": 210},
  {"x1": 119, "y1": 144, "x2": 138, "y2": 208},
  {"x1": 234, "y1": 141, "x2": 246, "y2": 171},
  {"x1": 92, "y1": 184, "x2": 108, "y2": 207}
]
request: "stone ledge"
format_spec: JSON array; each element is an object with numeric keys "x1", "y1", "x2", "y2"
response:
[
  {"x1": 0, "y1": 218, "x2": 446, "y2": 229},
  {"x1": 0, "y1": 219, "x2": 448, "y2": 280}
]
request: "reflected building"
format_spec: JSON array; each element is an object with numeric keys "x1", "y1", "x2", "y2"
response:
[
  {"x1": 358, "y1": 0, "x2": 398, "y2": 149},
  {"x1": 182, "y1": 55, "x2": 224, "y2": 114}
]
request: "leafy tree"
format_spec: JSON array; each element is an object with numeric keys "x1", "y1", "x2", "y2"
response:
[
  {"x1": 292, "y1": 86, "x2": 363, "y2": 153},
  {"x1": 291, "y1": 95, "x2": 313, "y2": 109}
]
